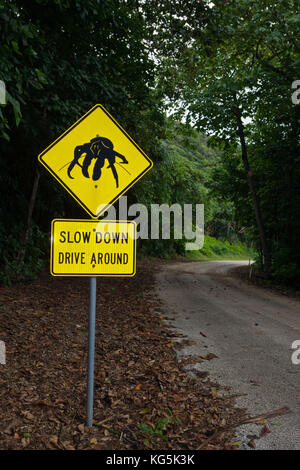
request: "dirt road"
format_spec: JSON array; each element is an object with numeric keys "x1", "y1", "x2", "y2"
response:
[{"x1": 156, "y1": 260, "x2": 300, "y2": 450}]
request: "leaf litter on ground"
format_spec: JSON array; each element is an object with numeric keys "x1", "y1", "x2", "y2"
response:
[{"x1": 0, "y1": 259, "x2": 266, "y2": 450}]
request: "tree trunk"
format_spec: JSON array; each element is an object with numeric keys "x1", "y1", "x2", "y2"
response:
[
  {"x1": 18, "y1": 168, "x2": 40, "y2": 263},
  {"x1": 234, "y1": 106, "x2": 271, "y2": 274}
]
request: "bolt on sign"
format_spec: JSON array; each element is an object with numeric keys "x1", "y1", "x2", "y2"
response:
[
  {"x1": 51, "y1": 219, "x2": 136, "y2": 277},
  {"x1": 38, "y1": 104, "x2": 153, "y2": 218}
]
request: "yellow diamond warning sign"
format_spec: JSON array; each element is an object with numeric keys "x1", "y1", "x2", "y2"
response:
[
  {"x1": 38, "y1": 105, "x2": 153, "y2": 218},
  {"x1": 51, "y1": 219, "x2": 136, "y2": 277}
]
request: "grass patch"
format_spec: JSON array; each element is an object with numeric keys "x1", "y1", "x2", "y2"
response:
[{"x1": 187, "y1": 235, "x2": 253, "y2": 261}]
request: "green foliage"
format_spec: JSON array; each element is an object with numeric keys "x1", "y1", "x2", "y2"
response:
[
  {"x1": 2, "y1": 0, "x2": 299, "y2": 284},
  {"x1": 139, "y1": 409, "x2": 182, "y2": 445},
  {"x1": 140, "y1": 417, "x2": 169, "y2": 441},
  {"x1": 271, "y1": 250, "x2": 300, "y2": 283},
  {"x1": 188, "y1": 235, "x2": 252, "y2": 261},
  {"x1": 0, "y1": 0, "x2": 166, "y2": 282},
  {"x1": 0, "y1": 223, "x2": 48, "y2": 285},
  {"x1": 135, "y1": 119, "x2": 218, "y2": 258},
  {"x1": 154, "y1": 0, "x2": 300, "y2": 282}
]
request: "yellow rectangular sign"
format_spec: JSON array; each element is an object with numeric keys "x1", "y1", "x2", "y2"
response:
[{"x1": 51, "y1": 219, "x2": 136, "y2": 277}]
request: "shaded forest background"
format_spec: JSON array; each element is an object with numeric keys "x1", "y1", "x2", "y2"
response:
[{"x1": 0, "y1": 0, "x2": 299, "y2": 284}]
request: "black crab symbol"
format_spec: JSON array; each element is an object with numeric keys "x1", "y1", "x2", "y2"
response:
[{"x1": 61, "y1": 135, "x2": 130, "y2": 188}]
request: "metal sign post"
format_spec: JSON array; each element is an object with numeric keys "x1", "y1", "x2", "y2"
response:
[
  {"x1": 50, "y1": 219, "x2": 136, "y2": 426},
  {"x1": 86, "y1": 276, "x2": 97, "y2": 426}
]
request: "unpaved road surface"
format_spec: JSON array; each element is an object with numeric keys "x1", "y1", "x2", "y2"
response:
[{"x1": 156, "y1": 260, "x2": 300, "y2": 450}]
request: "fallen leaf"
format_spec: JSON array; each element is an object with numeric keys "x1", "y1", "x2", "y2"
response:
[
  {"x1": 248, "y1": 439, "x2": 256, "y2": 449},
  {"x1": 139, "y1": 408, "x2": 150, "y2": 415},
  {"x1": 63, "y1": 441, "x2": 75, "y2": 450},
  {"x1": 78, "y1": 424, "x2": 85, "y2": 433},
  {"x1": 49, "y1": 435, "x2": 58, "y2": 445},
  {"x1": 231, "y1": 441, "x2": 243, "y2": 447},
  {"x1": 206, "y1": 353, "x2": 218, "y2": 360},
  {"x1": 250, "y1": 379, "x2": 260, "y2": 386},
  {"x1": 173, "y1": 394, "x2": 186, "y2": 402},
  {"x1": 22, "y1": 411, "x2": 34, "y2": 420},
  {"x1": 21, "y1": 437, "x2": 30, "y2": 447},
  {"x1": 224, "y1": 444, "x2": 236, "y2": 450},
  {"x1": 261, "y1": 425, "x2": 271, "y2": 436}
]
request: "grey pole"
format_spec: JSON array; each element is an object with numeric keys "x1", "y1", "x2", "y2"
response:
[{"x1": 86, "y1": 276, "x2": 97, "y2": 426}]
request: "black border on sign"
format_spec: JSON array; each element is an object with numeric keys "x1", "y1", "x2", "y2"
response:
[
  {"x1": 50, "y1": 219, "x2": 137, "y2": 277},
  {"x1": 38, "y1": 105, "x2": 153, "y2": 219}
]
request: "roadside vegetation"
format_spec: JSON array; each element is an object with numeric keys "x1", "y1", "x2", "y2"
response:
[
  {"x1": 1, "y1": 0, "x2": 299, "y2": 285},
  {"x1": 188, "y1": 236, "x2": 253, "y2": 262}
]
